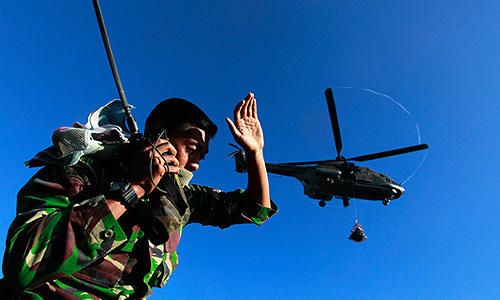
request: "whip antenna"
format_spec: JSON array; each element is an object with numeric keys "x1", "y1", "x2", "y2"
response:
[{"x1": 92, "y1": 0, "x2": 140, "y2": 137}]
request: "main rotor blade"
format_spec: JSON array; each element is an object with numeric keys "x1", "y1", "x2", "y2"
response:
[
  {"x1": 325, "y1": 88, "x2": 343, "y2": 158},
  {"x1": 347, "y1": 144, "x2": 429, "y2": 162},
  {"x1": 227, "y1": 150, "x2": 240, "y2": 157},
  {"x1": 276, "y1": 160, "x2": 336, "y2": 166},
  {"x1": 228, "y1": 143, "x2": 241, "y2": 150}
]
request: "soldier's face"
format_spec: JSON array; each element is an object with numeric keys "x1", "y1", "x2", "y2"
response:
[{"x1": 170, "y1": 127, "x2": 210, "y2": 172}]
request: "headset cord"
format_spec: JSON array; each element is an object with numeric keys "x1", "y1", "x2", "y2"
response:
[{"x1": 148, "y1": 129, "x2": 171, "y2": 194}]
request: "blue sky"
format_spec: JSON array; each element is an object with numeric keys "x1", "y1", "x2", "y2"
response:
[{"x1": 1, "y1": 1, "x2": 500, "y2": 299}]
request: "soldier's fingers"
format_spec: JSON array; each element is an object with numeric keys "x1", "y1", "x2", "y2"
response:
[
  {"x1": 244, "y1": 92, "x2": 253, "y2": 101},
  {"x1": 244, "y1": 93, "x2": 254, "y2": 116},
  {"x1": 159, "y1": 153, "x2": 180, "y2": 174},
  {"x1": 233, "y1": 100, "x2": 244, "y2": 121},
  {"x1": 158, "y1": 142, "x2": 177, "y2": 157},
  {"x1": 250, "y1": 97, "x2": 257, "y2": 118}
]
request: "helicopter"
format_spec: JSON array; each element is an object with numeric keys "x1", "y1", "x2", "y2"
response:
[{"x1": 229, "y1": 88, "x2": 428, "y2": 208}]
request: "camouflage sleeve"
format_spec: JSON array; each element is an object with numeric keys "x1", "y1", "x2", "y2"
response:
[
  {"x1": 185, "y1": 185, "x2": 278, "y2": 228},
  {"x1": 3, "y1": 161, "x2": 128, "y2": 290}
]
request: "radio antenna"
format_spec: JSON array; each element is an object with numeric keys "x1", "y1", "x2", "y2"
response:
[{"x1": 92, "y1": 0, "x2": 141, "y2": 137}]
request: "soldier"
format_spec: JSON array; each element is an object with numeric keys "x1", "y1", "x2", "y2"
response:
[{"x1": 1, "y1": 93, "x2": 277, "y2": 299}]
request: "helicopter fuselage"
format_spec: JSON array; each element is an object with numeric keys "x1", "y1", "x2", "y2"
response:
[{"x1": 265, "y1": 161, "x2": 404, "y2": 206}]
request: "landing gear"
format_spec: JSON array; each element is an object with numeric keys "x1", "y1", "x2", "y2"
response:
[
  {"x1": 319, "y1": 200, "x2": 326, "y2": 207},
  {"x1": 383, "y1": 198, "x2": 390, "y2": 206},
  {"x1": 343, "y1": 197, "x2": 350, "y2": 207}
]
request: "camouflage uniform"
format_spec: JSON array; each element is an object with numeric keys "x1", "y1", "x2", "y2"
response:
[{"x1": 1, "y1": 156, "x2": 277, "y2": 299}]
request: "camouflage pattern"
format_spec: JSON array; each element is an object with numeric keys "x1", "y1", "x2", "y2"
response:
[{"x1": 2, "y1": 157, "x2": 277, "y2": 299}]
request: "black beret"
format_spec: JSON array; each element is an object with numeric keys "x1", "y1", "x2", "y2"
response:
[{"x1": 144, "y1": 98, "x2": 217, "y2": 139}]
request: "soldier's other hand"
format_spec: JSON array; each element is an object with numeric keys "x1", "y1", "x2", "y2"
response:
[{"x1": 226, "y1": 93, "x2": 264, "y2": 153}]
